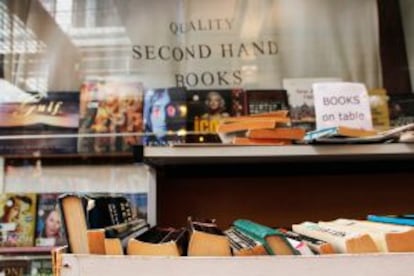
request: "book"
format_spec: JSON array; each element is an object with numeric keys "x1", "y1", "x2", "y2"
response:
[
  {"x1": 122, "y1": 193, "x2": 148, "y2": 221},
  {"x1": 388, "y1": 94, "x2": 414, "y2": 127},
  {"x1": 186, "y1": 89, "x2": 247, "y2": 143},
  {"x1": 85, "y1": 194, "x2": 136, "y2": 229},
  {"x1": 246, "y1": 90, "x2": 289, "y2": 115},
  {"x1": 320, "y1": 218, "x2": 414, "y2": 252},
  {"x1": 292, "y1": 221, "x2": 379, "y2": 253},
  {"x1": 224, "y1": 227, "x2": 268, "y2": 256},
  {"x1": 78, "y1": 80, "x2": 144, "y2": 153},
  {"x1": 283, "y1": 78, "x2": 342, "y2": 131},
  {"x1": 143, "y1": 87, "x2": 187, "y2": 146},
  {"x1": 0, "y1": 91, "x2": 79, "y2": 155},
  {"x1": 0, "y1": 258, "x2": 31, "y2": 276},
  {"x1": 127, "y1": 226, "x2": 187, "y2": 256},
  {"x1": 0, "y1": 193, "x2": 37, "y2": 247},
  {"x1": 105, "y1": 218, "x2": 150, "y2": 253},
  {"x1": 35, "y1": 193, "x2": 67, "y2": 247},
  {"x1": 233, "y1": 219, "x2": 297, "y2": 255},
  {"x1": 304, "y1": 123, "x2": 414, "y2": 144},
  {"x1": 90, "y1": 220, "x2": 150, "y2": 255},
  {"x1": 278, "y1": 228, "x2": 335, "y2": 254},
  {"x1": 187, "y1": 218, "x2": 231, "y2": 256},
  {"x1": 367, "y1": 214, "x2": 414, "y2": 226},
  {"x1": 217, "y1": 117, "x2": 290, "y2": 134},
  {"x1": 88, "y1": 217, "x2": 150, "y2": 255},
  {"x1": 368, "y1": 88, "x2": 390, "y2": 131},
  {"x1": 58, "y1": 194, "x2": 89, "y2": 254},
  {"x1": 246, "y1": 128, "x2": 306, "y2": 140},
  {"x1": 30, "y1": 256, "x2": 53, "y2": 276},
  {"x1": 304, "y1": 125, "x2": 378, "y2": 141},
  {"x1": 231, "y1": 137, "x2": 293, "y2": 145}
]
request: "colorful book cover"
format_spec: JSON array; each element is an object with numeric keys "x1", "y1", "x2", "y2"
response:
[
  {"x1": 246, "y1": 90, "x2": 289, "y2": 115},
  {"x1": 143, "y1": 87, "x2": 187, "y2": 145},
  {"x1": 283, "y1": 78, "x2": 342, "y2": 131},
  {"x1": 0, "y1": 91, "x2": 79, "y2": 155},
  {"x1": 122, "y1": 193, "x2": 148, "y2": 221},
  {"x1": 186, "y1": 89, "x2": 246, "y2": 143},
  {"x1": 388, "y1": 94, "x2": 414, "y2": 127},
  {"x1": 78, "y1": 80, "x2": 144, "y2": 153},
  {"x1": 367, "y1": 214, "x2": 414, "y2": 226},
  {"x1": 0, "y1": 193, "x2": 37, "y2": 247},
  {"x1": 35, "y1": 193, "x2": 67, "y2": 247}
]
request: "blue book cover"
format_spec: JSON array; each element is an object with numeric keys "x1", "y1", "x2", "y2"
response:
[{"x1": 367, "y1": 214, "x2": 414, "y2": 226}]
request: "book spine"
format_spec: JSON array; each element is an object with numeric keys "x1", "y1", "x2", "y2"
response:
[{"x1": 367, "y1": 215, "x2": 414, "y2": 226}]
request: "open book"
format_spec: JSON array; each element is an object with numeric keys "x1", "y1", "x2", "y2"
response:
[{"x1": 304, "y1": 123, "x2": 414, "y2": 144}]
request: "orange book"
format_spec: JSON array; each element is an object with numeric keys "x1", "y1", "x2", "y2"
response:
[
  {"x1": 247, "y1": 128, "x2": 306, "y2": 140},
  {"x1": 217, "y1": 118, "x2": 290, "y2": 133},
  {"x1": 232, "y1": 137, "x2": 292, "y2": 145},
  {"x1": 219, "y1": 111, "x2": 289, "y2": 124}
]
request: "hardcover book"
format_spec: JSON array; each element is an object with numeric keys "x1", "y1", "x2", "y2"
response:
[
  {"x1": 0, "y1": 193, "x2": 37, "y2": 247},
  {"x1": 35, "y1": 193, "x2": 67, "y2": 247},
  {"x1": 186, "y1": 89, "x2": 246, "y2": 143},
  {"x1": 283, "y1": 78, "x2": 342, "y2": 131},
  {"x1": 233, "y1": 219, "x2": 297, "y2": 255},
  {"x1": 58, "y1": 193, "x2": 141, "y2": 253},
  {"x1": 143, "y1": 87, "x2": 187, "y2": 145},
  {"x1": 187, "y1": 217, "x2": 231, "y2": 256},
  {"x1": 78, "y1": 80, "x2": 144, "y2": 153},
  {"x1": 0, "y1": 91, "x2": 79, "y2": 155},
  {"x1": 127, "y1": 226, "x2": 188, "y2": 256}
]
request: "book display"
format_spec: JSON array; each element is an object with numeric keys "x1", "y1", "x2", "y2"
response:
[{"x1": 2, "y1": 0, "x2": 414, "y2": 275}]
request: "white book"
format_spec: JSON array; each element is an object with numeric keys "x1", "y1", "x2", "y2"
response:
[
  {"x1": 321, "y1": 218, "x2": 414, "y2": 252},
  {"x1": 292, "y1": 221, "x2": 378, "y2": 254}
]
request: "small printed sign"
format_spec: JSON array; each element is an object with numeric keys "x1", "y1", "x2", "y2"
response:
[{"x1": 313, "y1": 82, "x2": 373, "y2": 130}]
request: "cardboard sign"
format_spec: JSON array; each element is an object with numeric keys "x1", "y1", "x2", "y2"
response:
[{"x1": 313, "y1": 82, "x2": 373, "y2": 130}]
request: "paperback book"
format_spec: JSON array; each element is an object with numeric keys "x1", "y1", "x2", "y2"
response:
[
  {"x1": 143, "y1": 87, "x2": 187, "y2": 145},
  {"x1": 0, "y1": 193, "x2": 37, "y2": 247},
  {"x1": 246, "y1": 89, "x2": 289, "y2": 115},
  {"x1": 35, "y1": 193, "x2": 67, "y2": 247},
  {"x1": 186, "y1": 89, "x2": 246, "y2": 143},
  {"x1": 78, "y1": 80, "x2": 144, "y2": 153},
  {"x1": 282, "y1": 78, "x2": 342, "y2": 131},
  {"x1": 0, "y1": 91, "x2": 79, "y2": 155}
]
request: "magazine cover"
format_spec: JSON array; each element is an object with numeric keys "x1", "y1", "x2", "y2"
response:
[
  {"x1": 186, "y1": 89, "x2": 246, "y2": 143},
  {"x1": 143, "y1": 87, "x2": 187, "y2": 145},
  {"x1": 78, "y1": 80, "x2": 144, "y2": 153},
  {"x1": 35, "y1": 193, "x2": 67, "y2": 247},
  {"x1": 0, "y1": 91, "x2": 79, "y2": 155},
  {"x1": 0, "y1": 193, "x2": 37, "y2": 247}
]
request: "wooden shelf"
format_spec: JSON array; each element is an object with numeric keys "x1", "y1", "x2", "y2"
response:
[{"x1": 143, "y1": 143, "x2": 414, "y2": 165}]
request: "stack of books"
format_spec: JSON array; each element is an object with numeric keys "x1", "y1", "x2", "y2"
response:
[{"x1": 216, "y1": 111, "x2": 306, "y2": 145}]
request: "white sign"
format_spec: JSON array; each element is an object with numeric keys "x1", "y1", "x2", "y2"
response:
[{"x1": 313, "y1": 82, "x2": 373, "y2": 130}]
